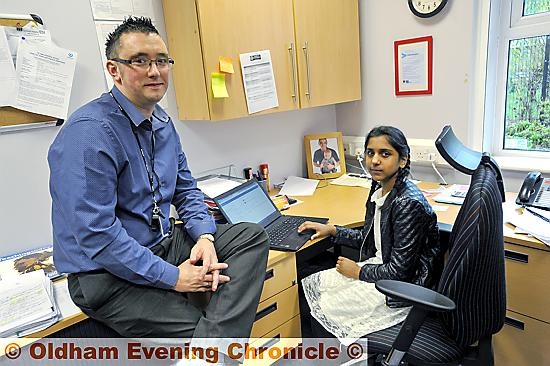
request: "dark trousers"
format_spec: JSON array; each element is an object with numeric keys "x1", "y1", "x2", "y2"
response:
[{"x1": 68, "y1": 222, "x2": 269, "y2": 339}]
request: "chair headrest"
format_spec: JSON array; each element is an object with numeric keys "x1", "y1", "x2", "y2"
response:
[
  {"x1": 436, "y1": 125, "x2": 505, "y2": 202},
  {"x1": 435, "y1": 126, "x2": 481, "y2": 175}
]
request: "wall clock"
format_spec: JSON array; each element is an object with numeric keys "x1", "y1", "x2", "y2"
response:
[{"x1": 408, "y1": 0, "x2": 448, "y2": 18}]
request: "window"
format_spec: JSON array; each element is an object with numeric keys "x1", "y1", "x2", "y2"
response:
[
  {"x1": 491, "y1": 0, "x2": 550, "y2": 155},
  {"x1": 523, "y1": 0, "x2": 550, "y2": 15}
]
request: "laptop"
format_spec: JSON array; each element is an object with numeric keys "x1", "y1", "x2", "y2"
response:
[{"x1": 212, "y1": 179, "x2": 328, "y2": 251}]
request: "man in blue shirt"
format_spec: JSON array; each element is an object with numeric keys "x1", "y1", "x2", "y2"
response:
[{"x1": 48, "y1": 17, "x2": 269, "y2": 341}]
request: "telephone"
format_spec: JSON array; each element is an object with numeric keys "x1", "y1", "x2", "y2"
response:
[{"x1": 516, "y1": 171, "x2": 550, "y2": 211}]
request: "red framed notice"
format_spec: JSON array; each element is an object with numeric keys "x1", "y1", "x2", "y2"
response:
[{"x1": 394, "y1": 36, "x2": 433, "y2": 96}]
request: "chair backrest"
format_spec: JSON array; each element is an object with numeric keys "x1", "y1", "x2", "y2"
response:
[{"x1": 437, "y1": 159, "x2": 506, "y2": 347}]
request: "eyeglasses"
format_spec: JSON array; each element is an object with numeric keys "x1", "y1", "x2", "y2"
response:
[{"x1": 110, "y1": 56, "x2": 175, "y2": 69}]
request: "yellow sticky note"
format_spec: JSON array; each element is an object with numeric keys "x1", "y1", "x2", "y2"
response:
[
  {"x1": 219, "y1": 56, "x2": 234, "y2": 74},
  {"x1": 211, "y1": 72, "x2": 229, "y2": 98}
]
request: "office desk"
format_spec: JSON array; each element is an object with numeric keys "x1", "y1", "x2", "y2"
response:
[
  {"x1": 21, "y1": 182, "x2": 549, "y2": 365},
  {"x1": 283, "y1": 181, "x2": 550, "y2": 366}
]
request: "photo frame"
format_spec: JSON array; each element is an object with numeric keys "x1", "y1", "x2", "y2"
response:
[
  {"x1": 304, "y1": 132, "x2": 346, "y2": 179},
  {"x1": 394, "y1": 35, "x2": 433, "y2": 96}
]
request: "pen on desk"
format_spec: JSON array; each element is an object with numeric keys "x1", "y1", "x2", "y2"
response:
[{"x1": 525, "y1": 207, "x2": 550, "y2": 223}]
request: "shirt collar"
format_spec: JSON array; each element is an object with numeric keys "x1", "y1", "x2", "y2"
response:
[
  {"x1": 370, "y1": 187, "x2": 390, "y2": 208},
  {"x1": 111, "y1": 86, "x2": 170, "y2": 129}
]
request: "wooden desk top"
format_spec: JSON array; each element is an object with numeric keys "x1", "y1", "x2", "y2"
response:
[
  {"x1": 284, "y1": 180, "x2": 548, "y2": 252},
  {"x1": 284, "y1": 183, "x2": 370, "y2": 228}
]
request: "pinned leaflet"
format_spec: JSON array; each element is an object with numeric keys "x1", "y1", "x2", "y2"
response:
[
  {"x1": 239, "y1": 50, "x2": 278, "y2": 114},
  {"x1": 13, "y1": 38, "x2": 77, "y2": 119}
]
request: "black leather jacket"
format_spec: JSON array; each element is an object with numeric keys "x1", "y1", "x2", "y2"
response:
[{"x1": 333, "y1": 178, "x2": 442, "y2": 308}]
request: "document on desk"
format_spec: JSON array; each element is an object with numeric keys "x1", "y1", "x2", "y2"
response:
[
  {"x1": 433, "y1": 184, "x2": 469, "y2": 205},
  {"x1": 278, "y1": 176, "x2": 319, "y2": 196},
  {"x1": 330, "y1": 174, "x2": 371, "y2": 189},
  {"x1": 504, "y1": 203, "x2": 550, "y2": 246},
  {"x1": 0, "y1": 270, "x2": 59, "y2": 337},
  {"x1": 197, "y1": 177, "x2": 243, "y2": 198}
]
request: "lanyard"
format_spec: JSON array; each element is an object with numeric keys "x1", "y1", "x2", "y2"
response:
[{"x1": 109, "y1": 92, "x2": 165, "y2": 234}]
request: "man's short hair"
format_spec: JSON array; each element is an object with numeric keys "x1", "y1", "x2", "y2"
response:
[
  {"x1": 318, "y1": 138, "x2": 328, "y2": 144},
  {"x1": 105, "y1": 16, "x2": 159, "y2": 59}
]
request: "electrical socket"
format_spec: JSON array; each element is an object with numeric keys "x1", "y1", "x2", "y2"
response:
[
  {"x1": 408, "y1": 138, "x2": 443, "y2": 165},
  {"x1": 343, "y1": 135, "x2": 365, "y2": 156}
]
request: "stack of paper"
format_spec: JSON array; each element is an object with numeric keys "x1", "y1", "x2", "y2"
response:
[
  {"x1": 196, "y1": 176, "x2": 247, "y2": 224},
  {"x1": 0, "y1": 270, "x2": 60, "y2": 337},
  {"x1": 503, "y1": 203, "x2": 550, "y2": 246}
]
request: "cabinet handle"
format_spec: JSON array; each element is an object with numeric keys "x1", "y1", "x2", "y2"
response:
[
  {"x1": 504, "y1": 249, "x2": 528, "y2": 263},
  {"x1": 288, "y1": 43, "x2": 298, "y2": 102},
  {"x1": 302, "y1": 41, "x2": 311, "y2": 100},
  {"x1": 264, "y1": 268, "x2": 274, "y2": 282},
  {"x1": 504, "y1": 316, "x2": 525, "y2": 331},
  {"x1": 255, "y1": 302, "x2": 277, "y2": 321}
]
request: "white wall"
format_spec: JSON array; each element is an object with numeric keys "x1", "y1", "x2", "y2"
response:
[
  {"x1": 336, "y1": 1, "x2": 474, "y2": 140},
  {"x1": 336, "y1": 0, "x2": 527, "y2": 191},
  {"x1": 0, "y1": 0, "x2": 336, "y2": 255}
]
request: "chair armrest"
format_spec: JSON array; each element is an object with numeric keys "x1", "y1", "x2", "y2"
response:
[{"x1": 375, "y1": 280, "x2": 455, "y2": 312}]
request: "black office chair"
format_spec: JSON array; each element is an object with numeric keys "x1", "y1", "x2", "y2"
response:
[{"x1": 365, "y1": 127, "x2": 506, "y2": 366}]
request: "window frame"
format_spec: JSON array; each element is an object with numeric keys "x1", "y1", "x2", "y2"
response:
[{"x1": 487, "y1": 0, "x2": 550, "y2": 162}]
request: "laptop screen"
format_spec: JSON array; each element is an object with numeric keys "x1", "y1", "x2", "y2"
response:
[{"x1": 215, "y1": 180, "x2": 280, "y2": 228}]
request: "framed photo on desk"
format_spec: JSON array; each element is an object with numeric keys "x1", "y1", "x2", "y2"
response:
[{"x1": 304, "y1": 132, "x2": 346, "y2": 179}]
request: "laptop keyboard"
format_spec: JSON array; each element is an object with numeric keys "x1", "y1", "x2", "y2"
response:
[{"x1": 266, "y1": 216, "x2": 309, "y2": 248}]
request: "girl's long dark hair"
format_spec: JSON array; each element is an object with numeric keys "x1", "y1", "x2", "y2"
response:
[{"x1": 364, "y1": 126, "x2": 411, "y2": 192}]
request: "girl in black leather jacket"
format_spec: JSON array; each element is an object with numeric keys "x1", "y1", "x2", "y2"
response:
[{"x1": 299, "y1": 126, "x2": 442, "y2": 340}]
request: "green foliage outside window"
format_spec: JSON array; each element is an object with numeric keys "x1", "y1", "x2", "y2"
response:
[
  {"x1": 504, "y1": 35, "x2": 549, "y2": 151},
  {"x1": 504, "y1": 30, "x2": 549, "y2": 151},
  {"x1": 505, "y1": 119, "x2": 550, "y2": 150},
  {"x1": 504, "y1": 1, "x2": 550, "y2": 152},
  {"x1": 523, "y1": 0, "x2": 550, "y2": 16}
]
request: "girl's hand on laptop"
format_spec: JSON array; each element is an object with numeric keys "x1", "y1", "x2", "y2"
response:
[{"x1": 297, "y1": 221, "x2": 336, "y2": 240}]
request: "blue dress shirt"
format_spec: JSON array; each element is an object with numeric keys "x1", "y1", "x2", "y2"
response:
[{"x1": 48, "y1": 87, "x2": 216, "y2": 289}]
